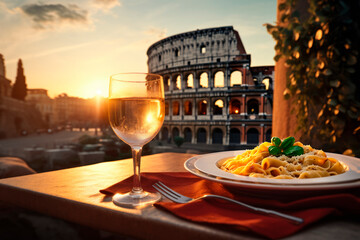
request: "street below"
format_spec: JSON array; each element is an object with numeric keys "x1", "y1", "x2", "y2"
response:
[{"x1": 0, "y1": 130, "x2": 97, "y2": 159}]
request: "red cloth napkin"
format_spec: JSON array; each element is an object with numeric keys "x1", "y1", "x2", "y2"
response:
[{"x1": 100, "y1": 172, "x2": 360, "y2": 239}]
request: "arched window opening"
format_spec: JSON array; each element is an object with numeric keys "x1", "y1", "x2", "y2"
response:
[
  {"x1": 197, "y1": 128, "x2": 207, "y2": 143},
  {"x1": 158, "y1": 55, "x2": 161, "y2": 62},
  {"x1": 198, "y1": 100, "x2": 207, "y2": 115},
  {"x1": 184, "y1": 101, "x2": 192, "y2": 115},
  {"x1": 247, "y1": 99, "x2": 259, "y2": 115},
  {"x1": 175, "y1": 75, "x2": 181, "y2": 90},
  {"x1": 165, "y1": 101, "x2": 169, "y2": 116},
  {"x1": 161, "y1": 127, "x2": 168, "y2": 141},
  {"x1": 266, "y1": 129, "x2": 272, "y2": 142},
  {"x1": 212, "y1": 128, "x2": 223, "y2": 144},
  {"x1": 262, "y1": 77, "x2": 272, "y2": 90},
  {"x1": 155, "y1": 133, "x2": 160, "y2": 141},
  {"x1": 229, "y1": 99, "x2": 240, "y2": 114},
  {"x1": 200, "y1": 45, "x2": 206, "y2": 54},
  {"x1": 184, "y1": 128, "x2": 192, "y2": 142},
  {"x1": 213, "y1": 99, "x2": 224, "y2": 115},
  {"x1": 172, "y1": 101, "x2": 180, "y2": 115},
  {"x1": 199, "y1": 72, "x2": 208, "y2": 88},
  {"x1": 186, "y1": 74, "x2": 194, "y2": 88},
  {"x1": 172, "y1": 128, "x2": 180, "y2": 142},
  {"x1": 230, "y1": 128, "x2": 241, "y2": 144},
  {"x1": 230, "y1": 71, "x2": 242, "y2": 86},
  {"x1": 175, "y1": 49, "x2": 180, "y2": 57},
  {"x1": 247, "y1": 128, "x2": 259, "y2": 144},
  {"x1": 164, "y1": 77, "x2": 170, "y2": 91},
  {"x1": 214, "y1": 71, "x2": 224, "y2": 87}
]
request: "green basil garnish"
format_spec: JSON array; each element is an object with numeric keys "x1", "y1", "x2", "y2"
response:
[
  {"x1": 271, "y1": 137, "x2": 281, "y2": 147},
  {"x1": 269, "y1": 146, "x2": 281, "y2": 156},
  {"x1": 280, "y1": 136, "x2": 295, "y2": 150},
  {"x1": 268, "y1": 136, "x2": 304, "y2": 157},
  {"x1": 283, "y1": 146, "x2": 304, "y2": 156}
]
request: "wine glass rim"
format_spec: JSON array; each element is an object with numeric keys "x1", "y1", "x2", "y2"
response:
[{"x1": 110, "y1": 72, "x2": 162, "y2": 82}]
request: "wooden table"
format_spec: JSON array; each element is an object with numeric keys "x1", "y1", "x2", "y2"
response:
[{"x1": 0, "y1": 153, "x2": 358, "y2": 240}]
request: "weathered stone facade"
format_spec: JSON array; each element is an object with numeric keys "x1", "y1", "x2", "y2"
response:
[
  {"x1": 147, "y1": 26, "x2": 273, "y2": 149},
  {"x1": 0, "y1": 54, "x2": 12, "y2": 97},
  {"x1": 0, "y1": 54, "x2": 45, "y2": 138}
]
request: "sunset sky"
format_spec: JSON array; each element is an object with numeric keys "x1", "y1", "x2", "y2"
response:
[{"x1": 0, "y1": 0, "x2": 277, "y2": 99}]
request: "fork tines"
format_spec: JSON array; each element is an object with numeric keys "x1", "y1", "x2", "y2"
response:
[{"x1": 153, "y1": 181, "x2": 180, "y2": 201}]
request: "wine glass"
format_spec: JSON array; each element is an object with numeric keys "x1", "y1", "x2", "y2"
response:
[{"x1": 108, "y1": 73, "x2": 164, "y2": 207}]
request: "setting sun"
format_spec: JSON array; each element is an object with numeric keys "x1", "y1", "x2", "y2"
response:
[{"x1": 96, "y1": 89, "x2": 102, "y2": 96}]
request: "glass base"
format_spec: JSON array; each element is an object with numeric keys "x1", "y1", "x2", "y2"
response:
[{"x1": 112, "y1": 191, "x2": 161, "y2": 208}]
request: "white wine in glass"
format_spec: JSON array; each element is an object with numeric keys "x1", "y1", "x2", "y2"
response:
[{"x1": 108, "y1": 73, "x2": 164, "y2": 207}]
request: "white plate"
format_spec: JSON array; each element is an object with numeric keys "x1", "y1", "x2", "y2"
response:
[{"x1": 184, "y1": 151, "x2": 360, "y2": 193}]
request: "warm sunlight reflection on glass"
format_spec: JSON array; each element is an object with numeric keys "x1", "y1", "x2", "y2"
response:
[{"x1": 146, "y1": 113, "x2": 154, "y2": 123}]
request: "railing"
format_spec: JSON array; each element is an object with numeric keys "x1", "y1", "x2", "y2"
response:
[
  {"x1": 165, "y1": 85, "x2": 267, "y2": 95},
  {"x1": 164, "y1": 113, "x2": 272, "y2": 122},
  {"x1": 149, "y1": 54, "x2": 250, "y2": 72}
]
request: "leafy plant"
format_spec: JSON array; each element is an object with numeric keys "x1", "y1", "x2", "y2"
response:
[
  {"x1": 265, "y1": 0, "x2": 360, "y2": 156},
  {"x1": 174, "y1": 136, "x2": 185, "y2": 148}
]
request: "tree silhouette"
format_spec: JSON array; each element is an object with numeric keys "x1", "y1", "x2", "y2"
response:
[{"x1": 12, "y1": 59, "x2": 27, "y2": 101}]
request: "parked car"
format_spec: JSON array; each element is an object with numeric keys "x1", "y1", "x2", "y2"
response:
[
  {"x1": 82, "y1": 144, "x2": 103, "y2": 152},
  {"x1": 99, "y1": 138, "x2": 119, "y2": 157}
]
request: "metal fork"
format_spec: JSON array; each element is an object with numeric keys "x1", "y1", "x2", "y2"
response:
[{"x1": 153, "y1": 181, "x2": 303, "y2": 224}]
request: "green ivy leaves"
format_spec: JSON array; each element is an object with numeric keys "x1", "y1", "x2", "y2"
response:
[
  {"x1": 265, "y1": 0, "x2": 360, "y2": 156},
  {"x1": 269, "y1": 137, "x2": 304, "y2": 157}
]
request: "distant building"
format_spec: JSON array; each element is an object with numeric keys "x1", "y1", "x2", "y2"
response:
[
  {"x1": 147, "y1": 26, "x2": 273, "y2": 149},
  {"x1": 26, "y1": 89, "x2": 54, "y2": 126},
  {"x1": 53, "y1": 93, "x2": 94, "y2": 128},
  {"x1": 0, "y1": 53, "x2": 102, "y2": 138},
  {"x1": 26, "y1": 90, "x2": 102, "y2": 129},
  {"x1": 0, "y1": 54, "x2": 12, "y2": 97},
  {"x1": 0, "y1": 54, "x2": 45, "y2": 137}
]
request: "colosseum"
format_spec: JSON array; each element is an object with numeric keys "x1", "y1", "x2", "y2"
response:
[{"x1": 147, "y1": 26, "x2": 274, "y2": 150}]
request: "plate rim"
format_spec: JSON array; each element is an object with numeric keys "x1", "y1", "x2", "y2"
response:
[{"x1": 184, "y1": 151, "x2": 360, "y2": 190}]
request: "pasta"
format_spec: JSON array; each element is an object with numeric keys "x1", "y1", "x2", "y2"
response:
[{"x1": 220, "y1": 141, "x2": 346, "y2": 179}]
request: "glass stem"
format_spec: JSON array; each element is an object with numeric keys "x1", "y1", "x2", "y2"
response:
[{"x1": 131, "y1": 146, "x2": 143, "y2": 195}]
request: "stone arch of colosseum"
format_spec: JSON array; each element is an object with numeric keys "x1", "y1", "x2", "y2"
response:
[{"x1": 148, "y1": 26, "x2": 274, "y2": 149}]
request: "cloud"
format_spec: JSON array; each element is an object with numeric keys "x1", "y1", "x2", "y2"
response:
[
  {"x1": 93, "y1": 0, "x2": 121, "y2": 11},
  {"x1": 145, "y1": 27, "x2": 167, "y2": 40},
  {"x1": 20, "y1": 3, "x2": 89, "y2": 29}
]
